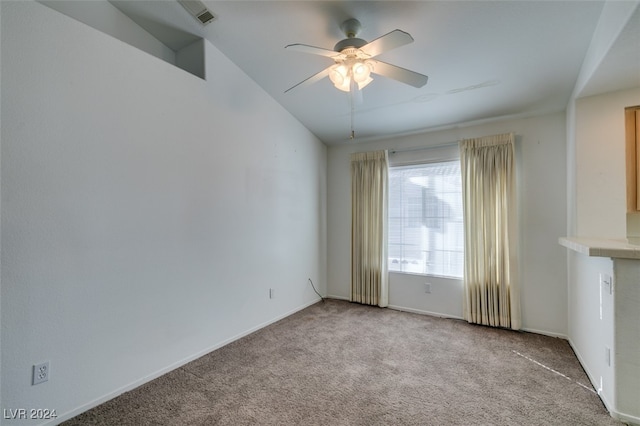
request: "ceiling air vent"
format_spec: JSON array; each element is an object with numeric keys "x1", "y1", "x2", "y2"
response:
[{"x1": 178, "y1": 0, "x2": 216, "y2": 25}]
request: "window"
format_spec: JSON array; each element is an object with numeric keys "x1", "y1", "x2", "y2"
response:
[{"x1": 388, "y1": 160, "x2": 464, "y2": 278}]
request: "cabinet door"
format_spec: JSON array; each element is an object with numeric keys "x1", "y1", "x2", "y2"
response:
[
  {"x1": 626, "y1": 107, "x2": 640, "y2": 211},
  {"x1": 635, "y1": 109, "x2": 640, "y2": 210}
]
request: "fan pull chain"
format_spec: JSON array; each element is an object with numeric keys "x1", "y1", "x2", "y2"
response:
[
  {"x1": 350, "y1": 86, "x2": 356, "y2": 139},
  {"x1": 350, "y1": 109, "x2": 355, "y2": 139}
]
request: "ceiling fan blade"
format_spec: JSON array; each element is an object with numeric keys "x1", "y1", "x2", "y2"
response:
[
  {"x1": 284, "y1": 66, "x2": 332, "y2": 93},
  {"x1": 359, "y1": 29, "x2": 414, "y2": 58},
  {"x1": 285, "y1": 43, "x2": 341, "y2": 58},
  {"x1": 371, "y1": 60, "x2": 428, "y2": 88}
]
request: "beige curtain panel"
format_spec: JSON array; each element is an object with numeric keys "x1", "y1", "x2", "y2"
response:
[
  {"x1": 351, "y1": 150, "x2": 389, "y2": 307},
  {"x1": 460, "y1": 133, "x2": 521, "y2": 329}
]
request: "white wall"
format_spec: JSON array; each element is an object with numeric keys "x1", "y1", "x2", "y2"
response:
[
  {"x1": 39, "y1": 0, "x2": 176, "y2": 64},
  {"x1": 327, "y1": 112, "x2": 568, "y2": 336},
  {"x1": 567, "y1": 252, "x2": 615, "y2": 408},
  {"x1": 563, "y1": 1, "x2": 640, "y2": 420},
  {"x1": 573, "y1": 88, "x2": 640, "y2": 238},
  {"x1": 566, "y1": 87, "x2": 640, "y2": 422},
  {"x1": 614, "y1": 258, "x2": 640, "y2": 420},
  {"x1": 0, "y1": 2, "x2": 326, "y2": 424}
]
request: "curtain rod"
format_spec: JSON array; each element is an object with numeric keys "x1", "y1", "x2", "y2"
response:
[{"x1": 389, "y1": 140, "x2": 460, "y2": 155}]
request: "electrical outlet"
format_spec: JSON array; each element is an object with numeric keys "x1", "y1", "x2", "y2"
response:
[
  {"x1": 424, "y1": 283, "x2": 432, "y2": 294},
  {"x1": 33, "y1": 361, "x2": 50, "y2": 385}
]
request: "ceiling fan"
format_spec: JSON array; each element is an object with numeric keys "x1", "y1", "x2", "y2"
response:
[{"x1": 284, "y1": 18, "x2": 428, "y2": 94}]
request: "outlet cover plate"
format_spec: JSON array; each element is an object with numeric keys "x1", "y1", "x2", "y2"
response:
[{"x1": 33, "y1": 361, "x2": 49, "y2": 385}]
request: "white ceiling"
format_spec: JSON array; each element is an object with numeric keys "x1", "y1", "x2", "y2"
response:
[{"x1": 109, "y1": 1, "x2": 639, "y2": 145}]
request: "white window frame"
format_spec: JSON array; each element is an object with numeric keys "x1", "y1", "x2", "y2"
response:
[{"x1": 387, "y1": 145, "x2": 464, "y2": 279}]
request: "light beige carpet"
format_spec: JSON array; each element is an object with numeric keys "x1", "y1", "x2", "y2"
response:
[{"x1": 63, "y1": 299, "x2": 622, "y2": 425}]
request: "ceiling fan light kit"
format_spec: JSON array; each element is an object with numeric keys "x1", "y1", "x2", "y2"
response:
[
  {"x1": 285, "y1": 18, "x2": 428, "y2": 94},
  {"x1": 329, "y1": 57, "x2": 375, "y2": 92}
]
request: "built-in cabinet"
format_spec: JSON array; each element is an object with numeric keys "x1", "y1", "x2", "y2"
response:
[{"x1": 625, "y1": 107, "x2": 640, "y2": 244}]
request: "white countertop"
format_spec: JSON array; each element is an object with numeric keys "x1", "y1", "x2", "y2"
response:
[{"x1": 559, "y1": 237, "x2": 640, "y2": 259}]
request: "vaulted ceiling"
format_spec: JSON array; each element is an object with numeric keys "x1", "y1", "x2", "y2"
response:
[{"x1": 66, "y1": 1, "x2": 640, "y2": 144}]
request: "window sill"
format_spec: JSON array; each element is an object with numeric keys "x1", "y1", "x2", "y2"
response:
[{"x1": 389, "y1": 270, "x2": 463, "y2": 280}]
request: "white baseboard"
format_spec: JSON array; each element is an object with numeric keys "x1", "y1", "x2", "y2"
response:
[
  {"x1": 567, "y1": 338, "x2": 640, "y2": 426},
  {"x1": 613, "y1": 412, "x2": 640, "y2": 426},
  {"x1": 326, "y1": 294, "x2": 350, "y2": 301},
  {"x1": 326, "y1": 298, "x2": 463, "y2": 321},
  {"x1": 387, "y1": 304, "x2": 464, "y2": 320},
  {"x1": 520, "y1": 327, "x2": 567, "y2": 339},
  {"x1": 51, "y1": 298, "x2": 322, "y2": 425},
  {"x1": 323, "y1": 297, "x2": 462, "y2": 321},
  {"x1": 567, "y1": 338, "x2": 611, "y2": 406}
]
